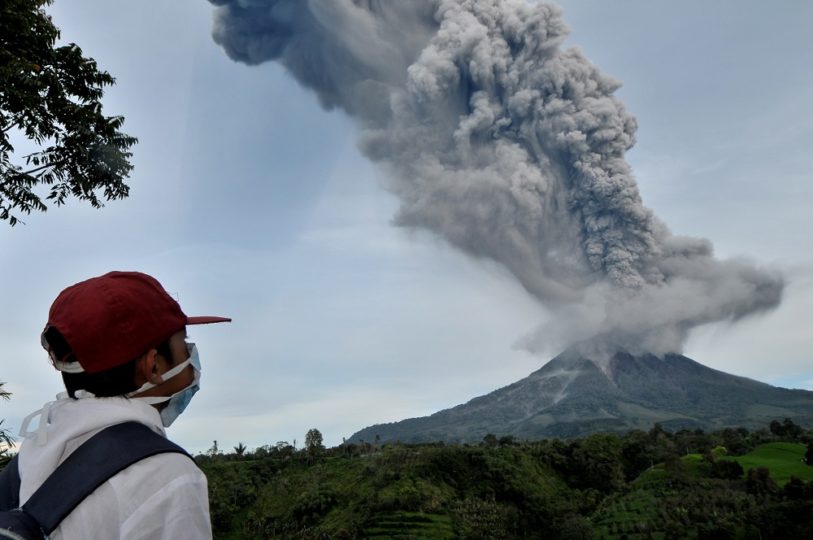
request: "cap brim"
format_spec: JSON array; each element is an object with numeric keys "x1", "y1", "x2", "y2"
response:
[{"x1": 187, "y1": 315, "x2": 232, "y2": 324}]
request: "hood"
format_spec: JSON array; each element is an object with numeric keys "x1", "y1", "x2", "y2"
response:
[{"x1": 17, "y1": 392, "x2": 164, "y2": 504}]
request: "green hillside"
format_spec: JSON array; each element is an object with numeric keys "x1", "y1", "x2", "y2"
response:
[
  {"x1": 723, "y1": 442, "x2": 813, "y2": 485},
  {"x1": 593, "y1": 465, "x2": 766, "y2": 538},
  {"x1": 203, "y1": 444, "x2": 587, "y2": 538},
  {"x1": 591, "y1": 441, "x2": 813, "y2": 538},
  {"x1": 198, "y1": 422, "x2": 813, "y2": 539}
]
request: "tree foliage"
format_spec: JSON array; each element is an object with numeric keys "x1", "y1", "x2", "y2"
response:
[
  {"x1": 305, "y1": 428, "x2": 323, "y2": 455},
  {"x1": 1, "y1": 382, "x2": 14, "y2": 468},
  {"x1": 710, "y1": 458, "x2": 744, "y2": 480},
  {"x1": 0, "y1": 0, "x2": 137, "y2": 225},
  {"x1": 770, "y1": 418, "x2": 803, "y2": 440}
]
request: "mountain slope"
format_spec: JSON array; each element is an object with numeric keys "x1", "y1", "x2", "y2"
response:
[{"x1": 349, "y1": 349, "x2": 813, "y2": 443}]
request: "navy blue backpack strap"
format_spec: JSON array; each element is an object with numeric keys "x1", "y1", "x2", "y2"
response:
[
  {"x1": 0, "y1": 456, "x2": 21, "y2": 511},
  {"x1": 21, "y1": 421, "x2": 192, "y2": 534}
]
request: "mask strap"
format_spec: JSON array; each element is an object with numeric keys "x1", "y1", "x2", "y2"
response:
[
  {"x1": 132, "y1": 366, "x2": 201, "y2": 406},
  {"x1": 134, "y1": 394, "x2": 173, "y2": 406},
  {"x1": 126, "y1": 357, "x2": 192, "y2": 398}
]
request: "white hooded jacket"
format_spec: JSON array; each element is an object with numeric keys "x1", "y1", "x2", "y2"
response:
[{"x1": 17, "y1": 393, "x2": 211, "y2": 539}]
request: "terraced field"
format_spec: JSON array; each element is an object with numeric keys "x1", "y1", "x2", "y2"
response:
[{"x1": 364, "y1": 512, "x2": 454, "y2": 539}]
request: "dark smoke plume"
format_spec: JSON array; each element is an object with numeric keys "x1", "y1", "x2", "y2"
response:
[{"x1": 208, "y1": 0, "x2": 783, "y2": 355}]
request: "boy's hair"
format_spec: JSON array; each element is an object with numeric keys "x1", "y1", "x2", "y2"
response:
[{"x1": 43, "y1": 326, "x2": 172, "y2": 398}]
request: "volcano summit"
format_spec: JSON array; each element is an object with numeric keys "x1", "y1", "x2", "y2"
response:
[{"x1": 349, "y1": 349, "x2": 813, "y2": 444}]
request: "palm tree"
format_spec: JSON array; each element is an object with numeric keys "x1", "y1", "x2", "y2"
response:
[{"x1": 234, "y1": 442, "x2": 247, "y2": 457}]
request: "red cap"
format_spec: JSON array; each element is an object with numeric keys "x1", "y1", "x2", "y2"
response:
[{"x1": 44, "y1": 271, "x2": 230, "y2": 374}]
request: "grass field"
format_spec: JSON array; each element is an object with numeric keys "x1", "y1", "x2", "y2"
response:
[{"x1": 723, "y1": 442, "x2": 813, "y2": 485}]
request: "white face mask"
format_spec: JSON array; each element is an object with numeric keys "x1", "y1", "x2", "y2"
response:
[{"x1": 127, "y1": 343, "x2": 201, "y2": 427}]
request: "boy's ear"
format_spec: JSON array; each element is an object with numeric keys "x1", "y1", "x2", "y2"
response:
[{"x1": 134, "y1": 349, "x2": 163, "y2": 386}]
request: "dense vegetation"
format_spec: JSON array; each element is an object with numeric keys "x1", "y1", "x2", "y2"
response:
[{"x1": 198, "y1": 420, "x2": 813, "y2": 539}]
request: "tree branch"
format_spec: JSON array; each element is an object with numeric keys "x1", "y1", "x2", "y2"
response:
[{"x1": 12, "y1": 159, "x2": 67, "y2": 177}]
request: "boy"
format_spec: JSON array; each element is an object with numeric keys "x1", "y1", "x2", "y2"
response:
[{"x1": 13, "y1": 271, "x2": 230, "y2": 539}]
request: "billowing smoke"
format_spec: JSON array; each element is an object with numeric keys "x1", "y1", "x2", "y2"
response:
[{"x1": 208, "y1": 0, "x2": 783, "y2": 355}]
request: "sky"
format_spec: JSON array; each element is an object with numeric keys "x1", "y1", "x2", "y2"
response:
[{"x1": 1, "y1": 0, "x2": 811, "y2": 452}]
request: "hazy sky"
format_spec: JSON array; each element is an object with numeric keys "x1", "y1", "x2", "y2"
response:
[{"x1": 2, "y1": 0, "x2": 811, "y2": 451}]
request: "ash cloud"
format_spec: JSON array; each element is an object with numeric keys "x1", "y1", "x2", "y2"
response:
[{"x1": 208, "y1": 0, "x2": 783, "y2": 355}]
